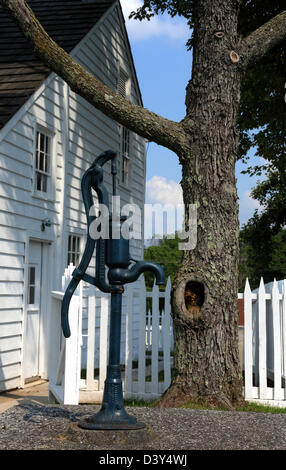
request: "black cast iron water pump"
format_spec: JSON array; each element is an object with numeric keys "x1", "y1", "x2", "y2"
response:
[{"x1": 61, "y1": 150, "x2": 165, "y2": 430}]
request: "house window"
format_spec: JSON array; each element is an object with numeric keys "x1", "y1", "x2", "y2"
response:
[
  {"x1": 120, "y1": 126, "x2": 130, "y2": 186},
  {"x1": 27, "y1": 266, "x2": 36, "y2": 305},
  {"x1": 35, "y1": 130, "x2": 51, "y2": 194},
  {"x1": 67, "y1": 235, "x2": 81, "y2": 267}
]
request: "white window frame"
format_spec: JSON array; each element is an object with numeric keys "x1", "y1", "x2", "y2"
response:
[
  {"x1": 32, "y1": 123, "x2": 56, "y2": 201},
  {"x1": 67, "y1": 234, "x2": 82, "y2": 267},
  {"x1": 119, "y1": 126, "x2": 131, "y2": 188},
  {"x1": 27, "y1": 264, "x2": 37, "y2": 306}
]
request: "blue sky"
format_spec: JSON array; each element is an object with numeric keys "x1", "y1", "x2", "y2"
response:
[{"x1": 121, "y1": 0, "x2": 262, "y2": 229}]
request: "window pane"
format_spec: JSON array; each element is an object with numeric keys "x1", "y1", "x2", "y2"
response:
[
  {"x1": 28, "y1": 266, "x2": 36, "y2": 305},
  {"x1": 45, "y1": 152, "x2": 49, "y2": 173},
  {"x1": 40, "y1": 133, "x2": 45, "y2": 152},
  {"x1": 42, "y1": 175, "x2": 47, "y2": 193},
  {"x1": 68, "y1": 235, "x2": 72, "y2": 251},
  {"x1": 72, "y1": 235, "x2": 76, "y2": 252},
  {"x1": 37, "y1": 132, "x2": 41, "y2": 151},
  {"x1": 28, "y1": 286, "x2": 35, "y2": 305},
  {"x1": 67, "y1": 235, "x2": 81, "y2": 267},
  {"x1": 36, "y1": 172, "x2": 42, "y2": 191},
  {"x1": 29, "y1": 266, "x2": 35, "y2": 285},
  {"x1": 35, "y1": 130, "x2": 51, "y2": 193},
  {"x1": 45, "y1": 135, "x2": 50, "y2": 155},
  {"x1": 39, "y1": 152, "x2": 44, "y2": 171}
]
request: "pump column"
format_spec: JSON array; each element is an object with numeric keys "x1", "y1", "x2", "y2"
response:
[{"x1": 109, "y1": 291, "x2": 122, "y2": 365}]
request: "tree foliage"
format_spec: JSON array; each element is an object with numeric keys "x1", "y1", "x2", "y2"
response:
[
  {"x1": 239, "y1": 222, "x2": 286, "y2": 291},
  {"x1": 235, "y1": 1, "x2": 286, "y2": 291},
  {"x1": 237, "y1": 0, "x2": 286, "y2": 227},
  {"x1": 144, "y1": 234, "x2": 182, "y2": 289}
]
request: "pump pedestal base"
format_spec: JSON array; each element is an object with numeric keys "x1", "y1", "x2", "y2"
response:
[
  {"x1": 78, "y1": 418, "x2": 146, "y2": 431},
  {"x1": 78, "y1": 364, "x2": 146, "y2": 431},
  {"x1": 67, "y1": 422, "x2": 153, "y2": 447}
]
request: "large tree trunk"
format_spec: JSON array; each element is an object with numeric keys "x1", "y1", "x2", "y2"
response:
[{"x1": 160, "y1": 0, "x2": 244, "y2": 408}]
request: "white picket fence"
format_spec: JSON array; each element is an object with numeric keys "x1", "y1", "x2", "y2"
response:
[
  {"x1": 49, "y1": 267, "x2": 286, "y2": 407},
  {"x1": 49, "y1": 265, "x2": 173, "y2": 404},
  {"x1": 241, "y1": 278, "x2": 286, "y2": 407}
]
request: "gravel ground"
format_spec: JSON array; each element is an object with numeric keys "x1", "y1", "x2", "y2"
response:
[{"x1": 0, "y1": 403, "x2": 286, "y2": 450}]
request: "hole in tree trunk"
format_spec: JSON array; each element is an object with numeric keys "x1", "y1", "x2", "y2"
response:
[{"x1": 185, "y1": 281, "x2": 204, "y2": 317}]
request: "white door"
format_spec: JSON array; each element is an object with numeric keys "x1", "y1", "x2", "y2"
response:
[{"x1": 23, "y1": 241, "x2": 43, "y2": 382}]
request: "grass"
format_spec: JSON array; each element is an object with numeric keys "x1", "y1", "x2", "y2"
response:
[
  {"x1": 179, "y1": 399, "x2": 286, "y2": 414},
  {"x1": 123, "y1": 397, "x2": 286, "y2": 414},
  {"x1": 123, "y1": 398, "x2": 158, "y2": 407},
  {"x1": 235, "y1": 401, "x2": 286, "y2": 414}
]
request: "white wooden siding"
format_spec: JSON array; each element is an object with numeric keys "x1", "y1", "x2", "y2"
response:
[
  {"x1": 0, "y1": 236, "x2": 25, "y2": 391},
  {"x1": 0, "y1": 75, "x2": 66, "y2": 390}
]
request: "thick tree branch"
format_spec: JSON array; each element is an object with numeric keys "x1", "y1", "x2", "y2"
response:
[
  {"x1": 239, "y1": 9, "x2": 286, "y2": 70},
  {"x1": 0, "y1": 0, "x2": 189, "y2": 155}
]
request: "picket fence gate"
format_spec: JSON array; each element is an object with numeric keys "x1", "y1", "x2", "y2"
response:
[
  {"x1": 49, "y1": 267, "x2": 286, "y2": 408},
  {"x1": 49, "y1": 264, "x2": 83, "y2": 405}
]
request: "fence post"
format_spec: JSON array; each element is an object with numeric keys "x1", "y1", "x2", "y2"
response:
[
  {"x1": 146, "y1": 309, "x2": 152, "y2": 351},
  {"x1": 138, "y1": 276, "x2": 146, "y2": 398},
  {"x1": 62, "y1": 291, "x2": 81, "y2": 404},
  {"x1": 125, "y1": 283, "x2": 133, "y2": 396},
  {"x1": 99, "y1": 294, "x2": 109, "y2": 392},
  {"x1": 151, "y1": 281, "x2": 159, "y2": 396},
  {"x1": 283, "y1": 281, "x2": 286, "y2": 397},
  {"x1": 272, "y1": 279, "x2": 282, "y2": 400},
  {"x1": 86, "y1": 288, "x2": 96, "y2": 390},
  {"x1": 163, "y1": 276, "x2": 172, "y2": 390},
  {"x1": 244, "y1": 278, "x2": 253, "y2": 399},
  {"x1": 258, "y1": 277, "x2": 267, "y2": 399}
]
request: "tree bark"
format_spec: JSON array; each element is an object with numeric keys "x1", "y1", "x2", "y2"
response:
[
  {"x1": 160, "y1": 0, "x2": 244, "y2": 408},
  {"x1": 238, "y1": 9, "x2": 286, "y2": 69}
]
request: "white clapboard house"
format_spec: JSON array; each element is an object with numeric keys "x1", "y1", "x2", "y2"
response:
[{"x1": 0, "y1": 0, "x2": 146, "y2": 391}]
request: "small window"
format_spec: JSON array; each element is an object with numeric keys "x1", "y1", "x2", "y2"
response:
[
  {"x1": 35, "y1": 130, "x2": 52, "y2": 194},
  {"x1": 67, "y1": 235, "x2": 81, "y2": 267},
  {"x1": 28, "y1": 266, "x2": 36, "y2": 305},
  {"x1": 120, "y1": 127, "x2": 130, "y2": 186}
]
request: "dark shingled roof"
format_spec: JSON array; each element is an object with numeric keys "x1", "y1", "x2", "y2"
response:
[{"x1": 0, "y1": 0, "x2": 116, "y2": 130}]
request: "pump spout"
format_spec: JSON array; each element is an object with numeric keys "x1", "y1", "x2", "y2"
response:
[{"x1": 108, "y1": 261, "x2": 165, "y2": 286}]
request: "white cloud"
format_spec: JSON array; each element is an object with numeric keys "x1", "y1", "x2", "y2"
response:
[
  {"x1": 144, "y1": 176, "x2": 183, "y2": 239},
  {"x1": 239, "y1": 190, "x2": 262, "y2": 226},
  {"x1": 146, "y1": 175, "x2": 183, "y2": 206},
  {"x1": 121, "y1": 0, "x2": 190, "y2": 42}
]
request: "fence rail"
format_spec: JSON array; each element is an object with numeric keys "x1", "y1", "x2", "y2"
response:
[{"x1": 49, "y1": 266, "x2": 286, "y2": 407}]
